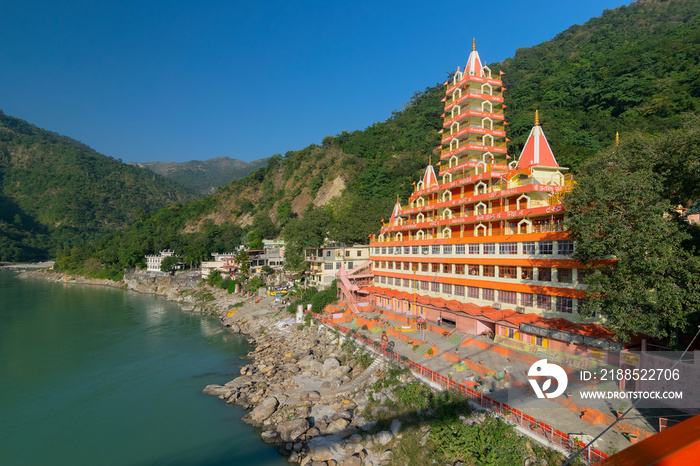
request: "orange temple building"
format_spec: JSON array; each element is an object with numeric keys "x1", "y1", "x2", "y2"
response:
[{"x1": 340, "y1": 41, "x2": 620, "y2": 352}]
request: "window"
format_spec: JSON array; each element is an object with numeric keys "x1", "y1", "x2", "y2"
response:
[
  {"x1": 507, "y1": 328, "x2": 515, "y2": 338},
  {"x1": 539, "y1": 241, "x2": 553, "y2": 255},
  {"x1": 381, "y1": 247, "x2": 387, "y2": 254},
  {"x1": 536, "y1": 294, "x2": 551, "y2": 310},
  {"x1": 420, "y1": 281, "x2": 429, "y2": 291},
  {"x1": 522, "y1": 242, "x2": 535, "y2": 255},
  {"x1": 403, "y1": 279, "x2": 410, "y2": 287},
  {"x1": 521, "y1": 267, "x2": 534, "y2": 280},
  {"x1": 558, "y1": 240, "x2": 574, "y2": 255},
  {"x1": 499, "y1": 242, "x2": 517, "y2": 254},
  {"x1": 324, "y1": 263, "x2": 333, "y2": 270},
  {"x1": 403, "y1": 262, "x2": 410, "y2": 271},
  {"x1": 483, "y1": 265, "x2": 495, "y2": 277},
  {"x1": 345, "y1": 251, "x2": 350, "y2": 257},
  {"x1": 498, "y1": 290, "x2": 517, "y2": 304},
  {"x1": 442, "y1": 283, "x2": 452, "y2": 294},
  {"x1": 469, "y1": 244, "x2": 480, "y2": 254},
  {"x1": 521, "y1": 293, "x2": 533, "y2": 307},
  {"x1": 483, "y1": 243, "x2": 495, "y2": 254},
  {"x1": 388, "y1": 262, "x2": 394, "y2": 270},
  {"x1": 499, "y1": 266, "x2": 517, "y2": 279},
  {"x1": 537, "y1": 267, "x2": 551, "y2": 282},
  {"x1": 432, "y1": 245, "x2": 440, "y2": 254},
  {"x1": 374, "y1": 261, "x2": 380, "y2": 268},
  {"x1": 442, "y1": 264, "x2": 452, "y2": 274},
  {"x1": 456, "y1": 244, "x2": 465, "y2": 254},
  {"x1": 468, "y1": 287, "x2": 479, "y2": 298},
  {"x1": 432, "y1": 263, "x2": 440, "y2": 273},
  {"x1": 431, "y1": 282, "x2": 440, "y2": 292},
  {"x1": 558, "y1": 268, "x2": 573, "y2": 283},
  {"x1": 387, "y1": 277, "x2": 393, "y2": 285},
  {"x1": 381, "y1": 261, "x2": 386, "y2": 268},
  {"x1": 380, "y1": 276, "x2": 387, "y2": 284},
  {"x1": 535, "y1": 335, "x2": 544, "y2": 346},
  {"x1": 358, "y1": 250, "x2": 363, "y2": 257},
  {"x1": 347, "y1": 262, "x2": 353, "y2": 269},
  {"x1": 395, "y1": 247, "x2": 401, "y2": 255},
  {"x1": 455, "y1": 285, "x2": 465, "y2": 296},
  {"x1": 443, "y1": 244, "x2": 453, "y2": 254},
  {"x1": 337, "y1": 262, "x2": 342, "y2": 269},
  {"x1": 556, "y1": 296, "x2": 573, "y2": 313},
  {"x1": 326, "y1": 250, "x2": 332, "y2": 257},
  {"x1": 388, "y1": 247, "x2": 394, "y2": 254},
  {"x1": 455, "y1": 265, "x2": 465, "y2": 274},
  {"x1": 482, "y1": 288, "x2": 495, "y2": 301},
  {"x1": 421, "y1": 263, "x2": 429, "y2": 272},
  {"x1": 468, "y1": 265, "x2": 479, "y2": 276},
  {"x1": 412, "y1": 246, "x2": 419, "y2": 254},
  {"x1": 403, "y1": 246, "x2": 410, "y2": 254},
  {"x1": 421, "y1": 245, "x2": 429, "y2": 255}
]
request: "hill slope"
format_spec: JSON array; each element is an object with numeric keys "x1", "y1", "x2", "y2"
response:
[
  {"x1": 0, "y1": 111, "x2": 195, "y2": 261},
  {"x1": 131, "y1": 156, "x2": 269, "y2": 194}
]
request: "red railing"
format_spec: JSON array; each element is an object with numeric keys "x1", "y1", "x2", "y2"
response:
[{"x1": 307, "y1": 310, "x2": 607, "y2": 464}]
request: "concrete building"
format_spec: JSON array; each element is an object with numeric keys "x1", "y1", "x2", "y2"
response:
[
  {"x1": 305, "y1": 244, "x2": 370, "y2": 289},
  {"x1": 145, "y1": 250, "x2": 174, "y2": 273}
]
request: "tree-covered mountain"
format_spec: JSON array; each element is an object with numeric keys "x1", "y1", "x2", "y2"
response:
[
  {"x1": 57, "y1": 0, "x2": 700, "y2": 276},
  {"x1": 131, "y1": 156, "x2": 269, "y2": 195},
  {"x1": 0, "y1": 111, "x2": 195, "y2": 261}
]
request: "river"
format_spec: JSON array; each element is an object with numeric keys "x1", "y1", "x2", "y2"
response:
[{"x1": 0, "y1": 271, "x2": 286, "y2": 465}]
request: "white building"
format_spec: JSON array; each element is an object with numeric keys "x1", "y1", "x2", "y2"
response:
[
  {"x1": 145, "y1": 250, "x2": 174, "y2": 272},
  {"x1": 305, "y1": 244, "x2": 370, "y2": 289}
]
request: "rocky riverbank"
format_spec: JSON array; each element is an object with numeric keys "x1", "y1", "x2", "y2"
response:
[{"x1": 17, "y1": 269, "x2": 566, "y2": 465}]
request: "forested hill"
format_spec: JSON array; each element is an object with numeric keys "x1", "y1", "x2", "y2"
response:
[
  {"x1": 0, "y1": 111, "x2": 195, "y2": 261},
  {"x1": 56, "y1": 0, "x2": 700, "y2": 275},
  {"x1": 131, "y1": 156, "x2": 269, "y2": 194},
  {"x1": 500, "y1": 0, "x2": 700, "y2": 170}
]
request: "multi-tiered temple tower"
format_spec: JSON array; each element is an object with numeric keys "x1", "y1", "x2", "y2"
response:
[{"x1": 364, "y1": 42, "x2": 594, "y2": 341}]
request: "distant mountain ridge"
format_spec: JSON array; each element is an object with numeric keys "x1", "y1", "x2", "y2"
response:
[
  {"x1": 131, "y1": 156, "x2": 268, "y2": 194},
  {"x1": 0, "y1": 111, "x2": 195, "y2": 261}
]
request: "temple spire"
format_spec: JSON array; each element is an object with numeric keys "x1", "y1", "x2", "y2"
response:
[
  {"x1": 535, "y1": 109, "x2": 539, "y2": 126},
  {"x1": 615, "y1": 132, "x2": 620, "y2": 146},
  {"x1": 472, "y1": 38, "x2": 476, "y2": 51}
]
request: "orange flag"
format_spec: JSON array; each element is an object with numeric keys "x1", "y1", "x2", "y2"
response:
[{"x1": 499, "y1": 70, "x2": 505, "y2": 75}]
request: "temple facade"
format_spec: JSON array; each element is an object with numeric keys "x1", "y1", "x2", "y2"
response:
[{"x1": 354, "y1": 42, "x2": 616, "y2": 351}]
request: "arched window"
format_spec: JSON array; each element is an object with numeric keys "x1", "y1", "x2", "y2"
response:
[
  {"x1": 475, "y1": 182, "x2": 488, "y2": 195},
  {"x1": 442, "y1": 227, "x2": 452, "y2": 238},
  {"x1": 442, "y1": 173, "x2": 452, "y2": 184},
  {"x1": 481, "y1": 83, "x2": 493, "y2": 95},
  {"x1": 442, "y1": 191, "x2": 452, "y2": 202},
  {"x1": 482, "y1": 152, "x2": 494, "y2": 164},
  {"x1": 453, "y1": 71, "x2": 462, "y2": 84},
  {"x1": 416, "y1": 230, "x2": 425, "y2": 240},
  {"x1": 442, "y1": 208, "x2": 452, "y2": 219},
  {"x1": 516, "y1": 194, "x2": 530, "y2": 210},
  {"x1": 476, "y1": 202, "x2": 487, "y2": 215},
  {"x1": 452, "y1": 88, "x2": 462, "y2": 101},
  {"x1": 481, "y1": 100, "x2": 493, "y2": 112},
  {"x1": 450, "y1": 122, "x2": 460, "y2": 135},
  {"x1": 449, "y1": 138, "x2": 459, "y2": 151},
  {"x1": 482, "y1": 134, "x2": 494, "y2": 146},
  {"x1": 396, "y1": 232, "x2": 403, "y2": 241},
  {"x1": 416, "y1": 181, "x2": 424, "y2": 190},
  {"x1": 475, "y1": 223, "x2": 487, "y2": 236},
  {"x1": 518, "y1": 219, "x2": 532, "y2": 234},
  {"x1": 482, "y1": 66, "x2": 492, "y2": 79},
  {"x1": 451, "y1": 105, "x2": 461, "y2": 118},
  {"x1": 417, "y1": 213, "x2": 425, "y2": 223},
  {"x1": 481, "y1": 117, "x2": 493, "y2": 130}
]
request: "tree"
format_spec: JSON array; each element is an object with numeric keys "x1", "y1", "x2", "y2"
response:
[
  {"x1": 247, "y1": 228, "x2": 264, "y2": 250},
  {"x1": 564, "y1": 134, "x2": 700, "y2": 343},
  {"x1": 160, "y1": 255, "x2": 180, "y2": 274},
  {"x1": 235, "y1": 249, "x2": 250, "y2": 277}
]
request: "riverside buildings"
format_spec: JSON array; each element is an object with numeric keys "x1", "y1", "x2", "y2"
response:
[{"x1": 358, "y1": 42, "x2": 618, "y2": 352}]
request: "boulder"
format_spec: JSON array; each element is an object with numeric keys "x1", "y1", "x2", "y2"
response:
[
  {"x1": 301, "y1": 390, "x2": 322, "y2": 401},
  {"x1": 277, "y1": 418, "x2": 311, "y2": 442},
  {"x1": 307, "y1": 435, "x2": 345, "y2": 462},
  {"x1": 324, "y1": 418, "x2": 350, "y2": 435},
  {"x1": 249, "y1": 396, "x2": 279, "y2": 423},
  {"x1": 375, "y1": 431, "x2": 393, "y2": 446},
  {"x1": 260, "y1": 430, "x2": 278, "y2": 443},
  {"x1": 390, "y1": 419, "x2": 401, "y2": 436}
]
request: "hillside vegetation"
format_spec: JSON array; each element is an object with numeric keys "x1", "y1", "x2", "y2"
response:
[
  {"x1": 54, "y1": 0, "x2": 700, "y2": 278},
  {"x1": 0, "y1": 111, "x2": 195, "y2": 261},
  {"x1": 132, "y1": 156, "x2": 269, "y2": 194}
]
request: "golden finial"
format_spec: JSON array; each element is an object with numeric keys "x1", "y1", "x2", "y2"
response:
[
  {"x1": 615, "y1": 132, "x2": 619, "y2": 146},
  {"x1": 472, "y1": 38, "x2": 476, "y2": 51},
  {"x1": 535, "y1": 110, "x2": 539, "y2": 126},
  {"x1": 396, "y1": 193, "x2": 400, "y2": 204}
]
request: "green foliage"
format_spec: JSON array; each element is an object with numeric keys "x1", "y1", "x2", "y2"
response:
[
  {"x1": 246, "y1": 276, "x2": 265, "y2": 292},
  {"x1": 310, "y1": 279, "x2": 338, "y2": 313},
  {"x1": 0, "y1": 112, "x2": 195, "y2": 261},
  {"x1": 159, "y1": 255, "x2": 180, "y2": 273},
  {"x1": 564, "y1": 124, "x2": 700, "y2": 342},
  {"x1": 430, "y1": 415, "x2": 526, "y2": 465},
  {"x1": 395, "y1": 381, "x2": 431, "y2": 410},
  {"x1": 235, "y1": 249, "x2": 250, "y2": 276}
]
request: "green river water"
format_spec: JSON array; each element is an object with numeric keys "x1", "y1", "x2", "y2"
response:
[{"x1": 0, "y1": 271, "x2": 286, "y2": 465}]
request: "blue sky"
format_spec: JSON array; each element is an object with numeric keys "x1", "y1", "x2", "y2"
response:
[{"x1": 1, "y1": 0, "x2": 633, "y2": 163}]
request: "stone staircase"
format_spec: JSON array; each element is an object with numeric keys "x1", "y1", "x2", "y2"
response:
[
  {"x1": 447, "y1": 332, "x2": 463, "y2": 346},
  {"x1": 414, "y1": 343, "x2": 431, "y2": 357}
]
